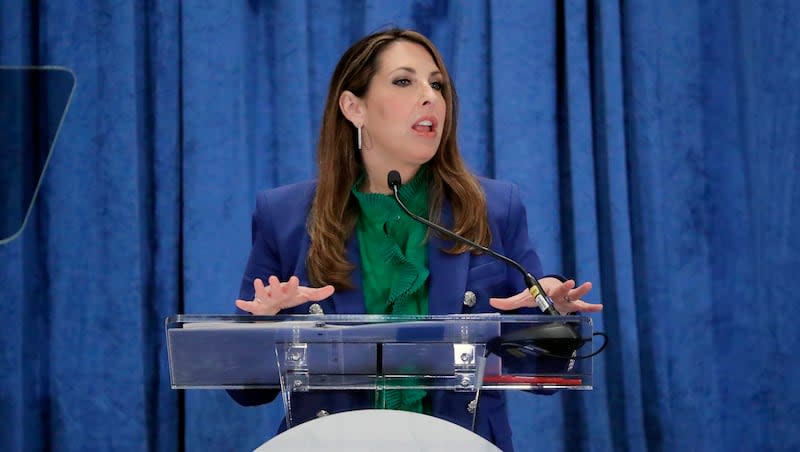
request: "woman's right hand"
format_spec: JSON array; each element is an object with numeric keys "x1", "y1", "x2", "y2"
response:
[{"x1": 235, "y1": 275, "x2": 335, "y2": 315}]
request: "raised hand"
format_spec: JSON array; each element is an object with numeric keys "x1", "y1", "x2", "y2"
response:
[
  {"x1": 489, "y1": 277, "x2": 602, "y2": 314},
  {"x1": 235, "y1": 275, "x2": 335, "y2": 315}
]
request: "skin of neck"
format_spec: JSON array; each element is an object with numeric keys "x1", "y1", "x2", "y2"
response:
[{"x1": 360, "y1": 161, "x2": 422, "y2": 195}]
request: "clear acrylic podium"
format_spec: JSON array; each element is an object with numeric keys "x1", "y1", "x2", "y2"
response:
[{"x1": 166, "y1": 314, "x2": 594, "y2": 431}]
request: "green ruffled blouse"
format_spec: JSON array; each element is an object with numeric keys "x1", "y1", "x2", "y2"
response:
[{"x1": 351, "y1": 167, "x2": 431, "y2": 413}]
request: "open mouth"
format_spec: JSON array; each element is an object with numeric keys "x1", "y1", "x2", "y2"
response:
[{"x1": 412, "y1": 118, "x2": 436, "y2": 136}]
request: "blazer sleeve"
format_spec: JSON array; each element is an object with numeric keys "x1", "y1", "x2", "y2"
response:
[
  {"x1": 237, "y1": 191, "x2": 283, "y2": 303},
  {"x1": 228, "y1": 191, "x2": 283, "y2": 406}
]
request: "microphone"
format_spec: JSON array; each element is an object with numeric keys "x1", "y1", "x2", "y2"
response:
[
  {"x1": 387, "y1": 170, "x2": 586, "y2": 360},
  {"x1": 387, "y1": 170, "x2": 559, "y2": 315}
]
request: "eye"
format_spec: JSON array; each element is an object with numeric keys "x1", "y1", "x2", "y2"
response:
[
  {"x1": 430, "y1": 81, "x2": 443, "y2": 91},
  {"x1": 392, "y1": 78, "x2": 411, "y2": 87}
]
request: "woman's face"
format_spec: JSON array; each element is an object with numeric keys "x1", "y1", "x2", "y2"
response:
[{"x1": 358, "y1": 40, "x2": 447, "y2": 188}]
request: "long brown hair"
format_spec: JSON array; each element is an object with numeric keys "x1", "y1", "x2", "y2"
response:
[{"x1": 307, "y1": 28, "x2": 490, "y2": 289}]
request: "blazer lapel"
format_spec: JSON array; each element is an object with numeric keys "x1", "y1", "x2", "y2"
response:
[{"x1": 427, "y1": 200, "x2": 469, "y2": 315}]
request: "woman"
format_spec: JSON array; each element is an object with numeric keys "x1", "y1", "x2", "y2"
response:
[{"x1": 231, "y1": 28, "x2": 602, "y2": 451}]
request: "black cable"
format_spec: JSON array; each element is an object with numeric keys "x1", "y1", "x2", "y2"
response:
[{"x1": 492, "y1": 332, "x2": 608, "y2": 361}]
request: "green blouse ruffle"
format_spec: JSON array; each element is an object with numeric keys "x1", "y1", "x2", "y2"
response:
[{"x1": 351, "y1": 167, "x2": 431, "y2": 413}]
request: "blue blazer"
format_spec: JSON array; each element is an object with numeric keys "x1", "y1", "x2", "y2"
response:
[{"x1": 232, "y1": 177, "x2": 546, "y2": 452}]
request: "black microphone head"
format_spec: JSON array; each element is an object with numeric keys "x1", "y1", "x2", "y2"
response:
[{"x1": 387, "y1": 170, "x2": 402, "y2": 190}]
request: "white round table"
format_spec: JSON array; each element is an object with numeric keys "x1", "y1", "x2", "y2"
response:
[{"x1": 254, "y1": 409, "x2": 502, "y2": 451}]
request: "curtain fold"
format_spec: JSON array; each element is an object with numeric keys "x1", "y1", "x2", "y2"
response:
[{"x1": 1, "y1": 1, "x2": 798, "y2": 450}]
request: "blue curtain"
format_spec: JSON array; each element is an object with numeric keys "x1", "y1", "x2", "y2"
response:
[{"x1": 2, "y1": 1, "x2": 798, "y2": 450}]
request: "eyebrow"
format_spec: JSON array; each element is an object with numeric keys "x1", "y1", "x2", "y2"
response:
[{"x1": 391, "y1": 66, "x2": 442, "y2": 77}]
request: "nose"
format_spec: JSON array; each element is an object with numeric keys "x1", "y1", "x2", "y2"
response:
[{"x1": 419, "y1": 82, "x2": 438, "y2": 107}]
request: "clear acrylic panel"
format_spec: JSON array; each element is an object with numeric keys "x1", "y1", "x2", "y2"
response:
[
  {"x1": 1, "y1": 66, "x2": 76, "y2": 243},
  {"x1": 166, "y1": 314, "x2": 594, "y2": 391}
]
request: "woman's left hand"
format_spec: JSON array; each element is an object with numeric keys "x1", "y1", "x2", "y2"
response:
[{"x1": 489, "y1": 277, "x2": 603, "y2": 314}]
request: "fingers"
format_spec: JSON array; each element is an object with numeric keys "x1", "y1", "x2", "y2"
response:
[
  {"x1": 489, "y1": 290, "x2": 531, "y2": 311},
  {"x1": 547, "y1": 279, "x2": 576, "y2": 301},
  {"x1": 547, "y1": 279, "x2": 592, "y2": 302},
  {"x1": 569, "y1": 300, "x2": 603, "y2": 312},
  {"x1": 286, "y1": 276, "x2": 300, "y2": 294},
  {"x1": 253, "y1": 278, "x2": 266, "y2": 293},
  {"x1": 240, "y1": 276, "x2": 336, "y2": 312},
  {"x1": 568, "y1": 281, "x2": 592, "y2": 300},
  {"x1": 235, "y1": 297, "x2": 277, "y2": 315},
  {"x1": 268, "y1": 275, "x2": 282, "y2": 296},
  {"x1": 549, "y1": 280, "x2": 601, "y2": 314},
  {"x1": 235, "y1": 299, "x2": 253, "y2": 313},
  {"x1": 306, "y1": 285, "x2": 335, "y2": 301},
  {"x1": 488, "y1": 298, "x2": 518, "y2": 310},
  {"x1": 281, "y1": 284, "x2": 336, "y2": 308},
  {"x1": 562, "y1": 281, "x2": 593, "y2": 308}
]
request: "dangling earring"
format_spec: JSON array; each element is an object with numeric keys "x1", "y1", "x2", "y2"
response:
[{"x1": 357, "y1": 126, "x2": 362, "y2": 151}]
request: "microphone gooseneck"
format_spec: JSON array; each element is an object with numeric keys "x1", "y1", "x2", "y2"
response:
[
  {"x1": 387, "y1": 170, "x2": 560, "y2": 316},
  {"x1": 385, "y1": 170, "x2": 606, "y2": 362}
]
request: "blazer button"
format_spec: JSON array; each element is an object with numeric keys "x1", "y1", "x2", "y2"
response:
[
  {"x1": 467, "y1": 399, "x2": 477, "y2": 414},
  {"x1": 463, "y1": 291, "x2": 477, "y2": 308},
  {"x1": 316, "y1": 409, "x2": 329, "y2": 418},
  {"x1": 309, "y1": 303, "x2": 324, "y2": 314}
]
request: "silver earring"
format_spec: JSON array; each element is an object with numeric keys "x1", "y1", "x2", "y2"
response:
[{"x1": 357, "y1": 126, "x2": 362, "y2": 151}]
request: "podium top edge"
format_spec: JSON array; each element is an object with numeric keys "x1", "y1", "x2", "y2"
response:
[{"x1": 165, "y1": 313, "x2": 588, "y2": 325}]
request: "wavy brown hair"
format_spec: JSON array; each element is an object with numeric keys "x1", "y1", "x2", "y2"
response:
[{"x1": 307, "y1": 28, "x2": 491, "y2": 289}]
